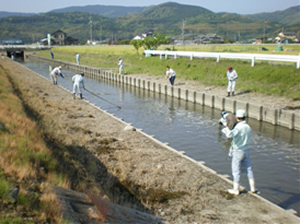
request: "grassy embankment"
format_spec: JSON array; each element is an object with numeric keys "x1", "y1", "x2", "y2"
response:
[
  {"x1": 37, "y1": 44, "x2": 300, "y2": 99},
  {"x1": 0, "y1": 64, "x2": 72, "y2": 223}
]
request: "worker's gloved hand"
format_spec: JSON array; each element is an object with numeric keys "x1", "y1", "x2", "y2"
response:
[
  {"x1": 222, "y1": 127, "x2": 230, "y2": 135},
  {"x1": 60, "y1": 74, "x2": 64, "y2": 78}
]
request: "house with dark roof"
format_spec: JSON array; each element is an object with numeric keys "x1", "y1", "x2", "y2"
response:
[{"x1": 40, "y1": 30, "x2": 78, "y2": 45}]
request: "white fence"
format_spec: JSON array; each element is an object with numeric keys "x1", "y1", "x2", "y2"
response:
[{"x1": 144, "y1": 50, "x2": 300, "y2": 69}]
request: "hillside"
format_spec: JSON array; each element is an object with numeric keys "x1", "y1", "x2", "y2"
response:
[
  {"x1": 245, "y1": 5, "x2": 300, "y2": 25},
  {"x1": 50, "y1": 5, "x2": 149, "y2": 18},
  {"x1": 116, "y1": 2, "x2": 214, "y2": 35},
  {"x1": 0, "y1": 11, "x2": 35, "y2": 18},
  {"x1": 0, "y1": 12, "x2": 120, "y2": 43},
  {"x1": 0, "y1": 2, "x2": 298, "y2": 43}
]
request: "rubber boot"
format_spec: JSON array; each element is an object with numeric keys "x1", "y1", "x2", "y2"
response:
[
  {"x1": 227, "y1": 92, "x2": 230, "y2": 97},
  {"x1": 80, "y1": 93, "x2": 83, "y2": 99},
  {"x1": 249, "y1": 178, "x2": 258, "y2": 193},
  {"x1": 73, "y1": 93, "x2": 75, "y2": 99},
  {"x1": 232, "y1": 91, "x2": 235, "y2": 96},
  {"x1": 228, "y1": 182, "x2": 240, "y2": 196}
]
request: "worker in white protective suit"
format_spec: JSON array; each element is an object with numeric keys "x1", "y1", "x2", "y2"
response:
[
  {"x1": 76, "y1": 53, "x2": 80, "y2": 65},
  {"x1": 50, "y1": 66, "x2": 64, "y2": 85},
  {"x1": 72, "y1": 72, "x2": 85, "y2": 99},
  {"x1": 226, "y1": 66, "x2": 238, "y2": 97},
  {"x1": 118, "y1": 57, "x2": 124, "y2": 74},
  {"x1": 222, "y1": 109, "x2": 258, "y2": 196},
  {"x1": 165, "y1": 66, "x2": 176, "y2": 86}
]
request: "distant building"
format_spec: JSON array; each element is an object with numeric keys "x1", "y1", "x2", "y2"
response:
[
  {"x1": 51, "y1": 30, "x2": 67, "y2": 45},
  {"x1": 132, "y1": 30, "x2": 153, "y2": 40},
  {"x1": 193, "y1": 34, "x2": 224, "y2": 45},
  {"x1": 256, "y1": 37, "x2": 264, "y2": 44},
  {"x1": 65, "y1": 36, "x2": 79, "y2": 45},
  {"x1": 40, "y1": 30, "x2": 78, "y2": 45},
  {"x1": 275, "y1": 31, "x2": 297, "y2": 44}
]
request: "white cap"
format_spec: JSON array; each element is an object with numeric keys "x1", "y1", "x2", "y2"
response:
[
  {"x1": 236, "y1": 109, "x2": 245, "y2": 118},
  {"x1": 58, "y1": 66, "x2": 62, "y2": 69}
]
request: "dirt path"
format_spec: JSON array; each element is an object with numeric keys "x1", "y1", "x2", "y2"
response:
[{"x1": 1, "y1": 58, "x2": 299, "y2": 224}]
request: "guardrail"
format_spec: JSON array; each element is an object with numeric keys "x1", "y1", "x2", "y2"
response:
[
  {"x1": 0, "y1": 45, "x2": 50, "y2": 50},
  {"x1": 144, "y1": 50, "x2": 300, "y2": 69}
]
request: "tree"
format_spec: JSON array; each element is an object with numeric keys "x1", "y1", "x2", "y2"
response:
[
  {"x1": 129, "y1": 39, "x2": 143, "y2": 54},
  {"x1": 143, "y1": 33, "x2": 171, "y2": 50}
]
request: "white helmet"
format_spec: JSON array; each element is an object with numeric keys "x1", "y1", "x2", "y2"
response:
[{"x1": 236, "y1": 109, "x2": 245, "y2": 118}]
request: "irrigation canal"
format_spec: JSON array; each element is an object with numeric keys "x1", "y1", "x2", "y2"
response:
[{"x1": 21, "y1": 58, "x2": 300, "y2": 215}]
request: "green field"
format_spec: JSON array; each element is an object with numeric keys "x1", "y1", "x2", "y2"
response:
[{"x1": 37, "y1": 44, "x2": 300, "y2": 99}]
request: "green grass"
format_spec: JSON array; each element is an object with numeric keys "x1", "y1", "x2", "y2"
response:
[
  {"x1": 0, "y1": 66, "x2": 68, "y2": 223},
  {"x1": 0, "y1": 218, "x2": 28, "y2": 224},
  {"x1": 37, "y1": 45, "x2": 300, "y2": 99},
  {"x1": 0, "y1": 171, "x2": 11, "y2": 201},
  {"x1": 174, "y1": 44, "x2": 300, "y2": 55}
]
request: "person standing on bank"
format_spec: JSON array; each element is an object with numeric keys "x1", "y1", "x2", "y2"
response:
[
  {"x1": 118, "y1": 57, "x2": 124, "y2": 74},
  {"x1": 11, "y1": 52, "x2": 15, "y2": 61},
  {"x1": 165, "y1": 66, "x2": 176, "y2": 86},
  {"x1": 226, "y1": 66, "x2": 238, "y2": 97},
  {"x1": 72, "y1": 72, "x2": 85, "y2": 99},
  {"x1": 50, "y1": 66, "x2": 64, "y2": 85},
  {"x1": 76, "y1": 53, "x2": 80, "y2": 65},
  {"x1": 222, "y1": 109, "x2": 257, "y2": 196},
  {"x1": 50, "y1": 51, "x2": 54, "y2": 59}
]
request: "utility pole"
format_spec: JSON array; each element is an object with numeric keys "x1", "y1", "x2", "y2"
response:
[
  {"x1": 263, "y1": 21, "x2": 266, "y2": 43},
  {"x1": 181, "y1": 19, "x2": 186, "y2": 45},
  {"x1": 89, "y1": 14, "x2": 93, "y2": 44},
  {"x1": 100, "y1": 26, "x2": 102, "y2": 44}
]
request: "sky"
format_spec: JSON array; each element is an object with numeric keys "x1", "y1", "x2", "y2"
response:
[{"x1": 0, "y1": 0, "x2": 299, "y2": 14}]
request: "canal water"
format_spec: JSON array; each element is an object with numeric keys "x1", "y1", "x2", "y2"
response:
[{"x1": 21, "y1": 58, "x2": 300, "y2": 215}]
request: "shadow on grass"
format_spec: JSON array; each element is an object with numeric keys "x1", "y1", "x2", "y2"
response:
[{"x1": 236, "y1": 90, "x2": 252, "y2": 96}]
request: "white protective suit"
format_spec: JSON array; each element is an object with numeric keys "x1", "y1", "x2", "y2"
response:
[
  {"x1": 72, "y1": 74, "x2": 85, "y2": 95},
  {"x1": 227, "y1": 69, "x2": 238, "y2": 93},
  {"x1": 50, "y1": 67, "x2": 62, "y2": 85},
  {"x1": 118, "y1": 58, "x2": 124, "y2": 74}
]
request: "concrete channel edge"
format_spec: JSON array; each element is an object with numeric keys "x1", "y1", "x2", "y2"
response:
[{"x1": 22, "y1": 56, "x2": 300, "y2": 218}]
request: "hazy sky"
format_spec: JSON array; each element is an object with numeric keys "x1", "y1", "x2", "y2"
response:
[{"x1": 1, "y1": 0, "x2": 299, "y2": 14}]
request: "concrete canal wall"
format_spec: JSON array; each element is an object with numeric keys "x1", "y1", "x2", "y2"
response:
[
  {"x1": 22, "y1": 55, "x2": 300, "y2": 219},
  {"x1": 28, "y1": 55, "x2": 300, "y2": 131}
]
